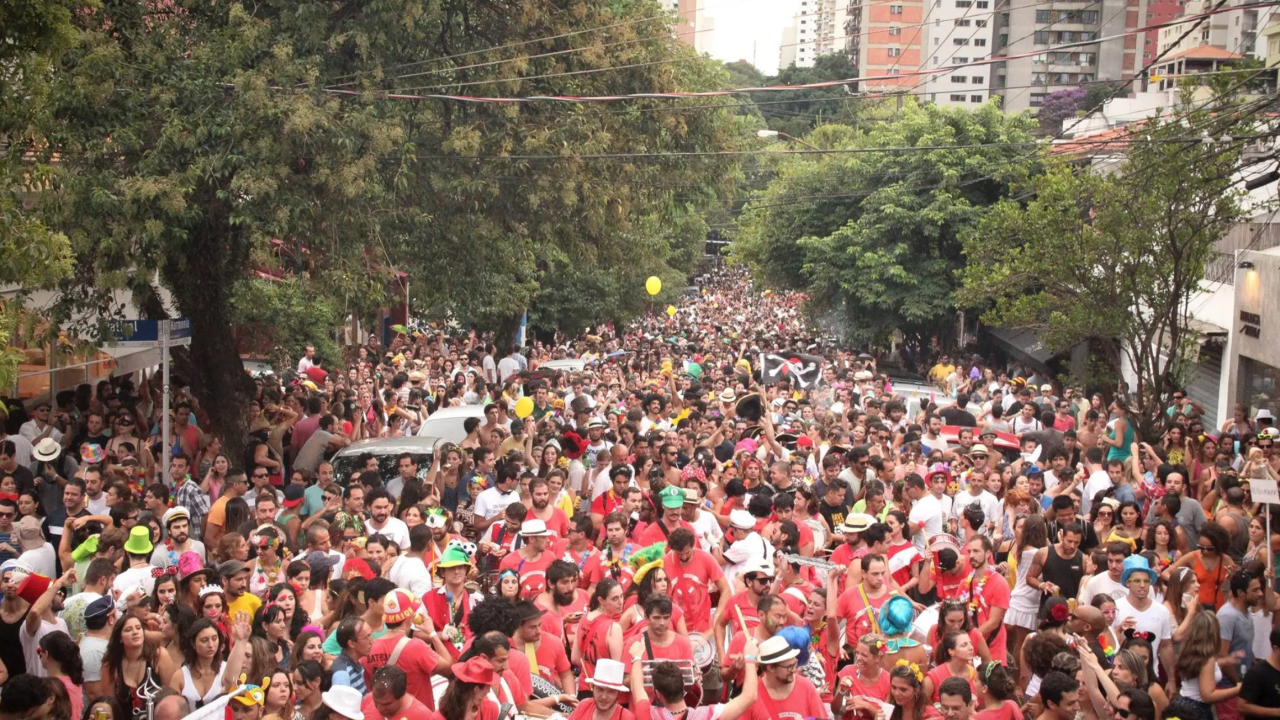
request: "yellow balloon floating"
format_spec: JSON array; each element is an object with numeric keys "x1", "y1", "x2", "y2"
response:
[
  {"x1": 514, "y1": 396, "x2": 535, "y2": 419},
  {"x1": 666, "y1": 305, "x2": 677, "y2": 317},
  {"x1": 646, "y1": 276, "x2": 662, "y2": 296}
]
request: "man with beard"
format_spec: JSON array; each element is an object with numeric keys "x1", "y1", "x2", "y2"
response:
[
  {"x1": 526, "y1": 478, "x2": 570, "y2": 539},
  {"x1": 627, "y1": 638, "x2": 760, "y2": 720},
  {"x1": 20, "y1": 566, "x2": 72, "y2": 678},
  {"x1": 513, "y1": 600, "x2": 576, "y2": 693},
  {"x1": 421, "y1": 545, "x2": 475, "y2": 660},
  {"x1": 960, "y1": 535, "x2": 1010, "y2": 663},
  {"x1": 535, "y1": 560, "x2": 589, "y2": 642},
  {"x1": 664, "y1": 528, "x2": 729, "y2": 636},
  {"x1": 557, "y1": 514, "x2": 596, "y2": 573},
  {"x1": 585, "y1": 417, "x2": 613, "y2": 457},
  {"x1": 638, "y1": 486, "x2": 694, "y2": 547},
  {"x1": 750, "y1": 635, "x2": 831, "y2": 720},
  {"x1": 1026, "y1": 521, "x2": 1085, "y2": 610},
  {"x1": 366, "y1": 490, "x2": 410, "y2": 550},
  {"x1": 714, "y1": 558, "x2": 774, "y2": 668},
  {"x1": 584, "y1": 513, "x2": 637, "y2": 594},
  {"x1": 722, "y1": 593, "x2": 789, "y2": 692},
  {"x1": 151, "y1": 507, "x2": 206, "y2": 570},
  {"x1": 571, "y1": 659, "x2": 635, "y2": 720},
  {"x1": 658, "y1": 443, "x2": 683, "y2": 488},
  {"x1": 1112, "y1": 555, "x2": 1174, "y2": 680},
  {"x1": 498, "y1": 519, "x2": 557, "y2": 598}
]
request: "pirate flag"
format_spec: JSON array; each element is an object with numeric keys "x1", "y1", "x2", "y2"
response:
[{"x1": 761, "y1": 352, "x2": 822, "y2": 389}]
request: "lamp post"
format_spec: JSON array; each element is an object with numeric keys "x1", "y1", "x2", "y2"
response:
[{"x1": 757, "y1": 128, "x2": 822, "y2": 151}]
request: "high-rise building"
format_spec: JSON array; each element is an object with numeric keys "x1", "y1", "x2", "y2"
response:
[
  {"x1": 1157, "y1": 0, "x2": 1273, "y2": 59},
  {"x1": 991, "y1": 0, "x2": 1148, "y2": 113},
  {"x1": 664, "y1": 0, "x2": 716, "y2": 54},
  {"x1": 780, "y1": 0, "x2": 852, "y2": 68},
  {"x1": 1143, "y1": 0, "x2": 1185, "y2": 63},
  {"x1": 916, "y1": 0, "x2": 999, "y2": 106},
  {"x1": 846, "y1": 0, "x2": 926, "y2": 88}
]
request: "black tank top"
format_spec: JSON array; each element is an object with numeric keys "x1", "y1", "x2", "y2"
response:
[
  {"x1": 0, "y1": 607, "x2": 25, "y2": 678},
  {"x1": 1042, "y1": 544, "x2": 1084, "y2": 607}
]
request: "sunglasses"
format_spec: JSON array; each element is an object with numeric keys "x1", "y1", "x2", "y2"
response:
[{"x1": 1113, "y1": 707, "x2": 1133, "y2": 719}]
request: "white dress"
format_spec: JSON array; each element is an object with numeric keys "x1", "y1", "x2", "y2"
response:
[{"x1": 1006, "y1": 547, "x2": 1040, "y2": 630}]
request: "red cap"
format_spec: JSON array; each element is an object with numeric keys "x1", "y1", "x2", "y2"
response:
[
  {"x1": 454, "y1": 656, "x2": 498, "y2": 685},
  {"x1": 796, "y1": 436, "x2": 814, "y2": 448}
]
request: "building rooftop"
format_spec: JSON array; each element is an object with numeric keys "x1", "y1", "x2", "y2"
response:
[{"x1": 1162, "y1": 46, "x2": 1245, "y2": 61}]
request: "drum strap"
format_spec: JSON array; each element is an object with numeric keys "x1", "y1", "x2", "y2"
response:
[
  {"x1": 857, "y1": 584, "x2": 882, "y2": 635},
  {"x1": 388, "y1": 635, "x2": 411, "y2": 667},
  {"x1": 643, "y1": 631, "x2": 654, "y2": 660}
]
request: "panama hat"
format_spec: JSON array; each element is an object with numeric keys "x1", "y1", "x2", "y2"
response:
[
  {"x1": 32, "y1": 438, "x2": 60, "y2": 463},
  {"x1": 587, "y1": 659, "x2": 629, "y2": 691},
  {"x1": 320, "y1": 686, "x2": 364, "y2": 720},
  {"x1": 758, "y1": 635, "x2": 800, "y2": 665}
]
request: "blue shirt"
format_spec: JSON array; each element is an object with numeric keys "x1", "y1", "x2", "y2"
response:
[
  {"x1": 329, "y1": 653, "x2": 368, "y2": 694},
  {"x1": 302, "y1": 484, "x2": 325, "y2": 518}
]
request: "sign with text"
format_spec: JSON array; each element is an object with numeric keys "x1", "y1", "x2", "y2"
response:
[{"x1": 1250, "y1": 478, "x2": 1280, "y2": 505}]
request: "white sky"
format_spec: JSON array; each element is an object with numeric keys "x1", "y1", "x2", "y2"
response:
[{"x1": 701, "y1": 0, "x2": 796, "y2": 75}]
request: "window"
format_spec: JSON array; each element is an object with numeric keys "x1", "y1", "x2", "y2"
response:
[
  {"x1": 977, "y1": 1, "x2": 988, "y2": 8},
  {"x1": 1081, "y1": 53, "x2": 1096, "y2": 64},
  {"x1": 974, "y1": 38, "x2": 987, "y2": 46},
  {"x1": 956, "y1": 0, "x2": 972, "y2": 6},
  {"x1": 1034, "y1": 30, "x2": 1050, "y2": 43},
  {"x1": 956, "y1": 18, "x2": 972, "y2": 26},
  {"x1": 973, "y1": 75, "x2": 984, "y2": 83},
  {"x1": 1032, "y1": 73, "x2": 1046, "y2": 85},
  {"x1": 889, "y1": 69, "x2": 901, "y2": 74},
  {"x1": 954, "y1": 37, "x2": 970, "y2": 44},
  {"x1": 933, "y1": 57, "x2": 940, "y2": 65},
  {"x1": 1030, "y1": 92, "x2": 1046, "y2": 107},
  {"x1": 1035, "y1": 9, "x2": 1051, "y2": 22},
  {"x1": 952, "y1": 75, "x2": 967, "y2": 82},
  {"x1": 890, "y1": 25, "x2": 902, "y2": 34},
  {"x1": 1034, "y1": 53, "x2": 1047, "y2": 63},
  {"x1": 995, "y1": 74, "x2": 1006, "y2": 87},
  {"x1": 1081, "y1": 10, "x2": 1098, "y2": 22},
  {"x1": 888, "y1": 46, "x2": 902, "y2": 56},
  {"x1": 890, "y1": 4, "x2": 903, "y2": 13},
  {"x1": 953, "y1": 56, "x2": 968, "y2": 63},
  {"x1": 934, "y1": 37, "x2": 941, "y2": 45},
  {"x1": 971, "y1": 94, "x2": 984, "y2": 102},
  {"x1": 976, "y1": 19, "x2": 987, "y2": 26},
  {"x1": 950, "y1": 94, "x2": 968, "y2": 101}
]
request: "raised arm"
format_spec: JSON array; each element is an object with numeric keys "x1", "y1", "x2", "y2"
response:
[{"x1": 721, "y1": 636, "x2": 760, "y2": 720}]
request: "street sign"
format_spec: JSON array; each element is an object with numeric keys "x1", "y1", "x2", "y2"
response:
[
  {"x1": 1251, "y1": 478, "x2": 1280, "y2": 505},
  {"x1": 111, "y1": 317, "x2": 192, "y2": 346}
]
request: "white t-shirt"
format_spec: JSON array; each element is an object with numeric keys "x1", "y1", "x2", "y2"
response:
[
  {"x1": 19, "y1": 544, "x2": 56, "y2": 578},
  {"x1": 86, "y1": 493, "x2": 108, "y2": 516},
  {"x1": 498, "y1": 357, "x2": 520, "y2": 382},
  {"x1": 113, "y1": 564, "x2": 158, "y2": 599},
  {"x1": 689, "y1": 510, "x2": 724, "y2": 553},
  {"x1": 1112, "y1": 596, "x2": 1173, "y2": 674},
  {"x1": 368, "y1": 517, "x2": 411, "y2": 549},
  {"x1": 1081, "y1": 470, "x2": 1114, "y2": 517},
  {"x1": 723, "y1": 531, "x2": 773, "y2": 590},
  {"x1": 21, "y1": 616, "x2": 67, "y2": 678},
  {"x1": 1080, "y1": 572, "x2": 1129, "y2": 605},
  {"x1": 387, "y1": 555, "x2": 434, "y2": 598},
  {"x1": 19, "y1": 421, "x2": 62, "y2": 445},
  {"x1": 474, "y1": 487, "x2": 520, "y2": 520},
  {"x1": 80, "y1": 635, "x2": 109, "y2": 682},
  {"x1": 952, "y1": 490, "x2": 1001, "y2": 529},
  {"x1": 921, "y1": 433, "x2": 950, "y2": 455},
  {"x1": 483, "y1": 355, "x2": 498, "y2": 384},
  {"x1": 909, "y1": 493, "x2": 944, "y2": 551}
]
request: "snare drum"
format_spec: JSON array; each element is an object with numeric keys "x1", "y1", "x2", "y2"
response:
[{"x1": 690, "y1": 633, "x2": 715, "y2": 669}]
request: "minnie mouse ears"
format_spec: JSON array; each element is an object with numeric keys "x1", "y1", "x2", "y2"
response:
[{"x1": 1123, "y1": 628, "x2": 1155, "y2": 642}]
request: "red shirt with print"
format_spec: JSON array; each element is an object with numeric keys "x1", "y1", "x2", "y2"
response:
[
  {"x1": 664, "y1": 548, "x2": 724, "y2": 634},
  {"x1": 748, "y1": 675, "x2": 830, "y2": 720},
  {"x1": 498, "y1": 550, "x2": 556, "y2": 598}
]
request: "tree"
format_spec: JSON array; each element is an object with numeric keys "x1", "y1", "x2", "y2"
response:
[
  {"x1": 759, "y1": 52, "x2": 860, "y2": 138},
  {"x1": 1036, "y1": 87, "x2": 1086, "y2": 135},
  {"x1": 958, "y1": 109, "x2": 1248, "y2": 440},
  {"x1": 731, "y1": 99, "x2": 1037, "y2": 345}
]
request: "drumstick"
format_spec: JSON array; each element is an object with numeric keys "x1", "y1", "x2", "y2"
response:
[{"x1": 734, "y1": 605, "x2": 749, "y2": 634}]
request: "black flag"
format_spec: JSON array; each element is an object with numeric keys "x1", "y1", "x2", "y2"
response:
[{"x1": 761, "y1": 352, "x2": 822, "y2": 389}]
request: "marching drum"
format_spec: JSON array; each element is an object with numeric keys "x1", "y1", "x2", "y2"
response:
[
  {"x1": 690, "y1": 633, "x2": 716, "y2": 669},
  {"x1": 640, "y1": 659, "x2": 703, "y2": 707},
  {"x1": 912, "y1": 603, "x2": 939, "y2": 645}
]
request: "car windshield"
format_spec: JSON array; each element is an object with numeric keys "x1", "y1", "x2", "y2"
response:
[{"x1": 330, "y1": 451, "x2": 432, "y2": 485}]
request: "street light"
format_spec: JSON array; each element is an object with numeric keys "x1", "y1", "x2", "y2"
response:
[{"x1": 756, "y1": 128, "x2": 821, "y2": 151}]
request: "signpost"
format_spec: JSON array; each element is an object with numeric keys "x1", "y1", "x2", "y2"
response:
[{"x1": 111, "y1": 317, "x2": 192, "y2": 485}]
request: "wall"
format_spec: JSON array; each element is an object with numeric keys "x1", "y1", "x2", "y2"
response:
[{"x1": 1226, "y1": 246, "x2": 1280, "y2": 415}]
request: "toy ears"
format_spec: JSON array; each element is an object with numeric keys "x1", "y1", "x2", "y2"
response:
[{"x1": 261, "y1": 676, "x2": 271, "y2": 691}]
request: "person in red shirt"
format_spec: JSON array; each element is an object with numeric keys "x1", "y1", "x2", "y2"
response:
[
  {"x1": 512, "y1": 600, "x2": 576, "y2": 694},
  {"x1": 829, "y1": 515, "x2": 874, "y2": 595},
  {"x1": 771, "y1": 494, "x2": 814, "y2": 556},
  {"x1": 583, "y1": 512, "x2": 637, "y2": 595},
  {"x1": 620, "y1": 561, "x2": 688, "y2": 641},
  {"x1": 749, "y1": 635, "x2": 831, "y2": 720},
  {"x1": 556, "y1": 514, "x2": 598, "y2": 589},
  {"x1": 573, "y1": 578, "x2": 627, "y2": 695},
  {"x1": 527, "y1": 477, "x2": 571, "y2": 539},
  {"x1": 591, "y1": 468, "x2": 632, "y2": 530},
  {"x1": 626, "y1": 633, "x2": 760, "y2": 720},
  {"x1": 884, "y1": 510, "x2": 924, "y2": 593},
  {"x1": 637, "y1": 486, "x2": 694, "y2": 547},
  {"x1": 917, "y1": 536, "x2": 969, "y2": 602},
  {"x1": 570, "y1": 658, "x2": 635, "y2": 720},
  {"x1": 713, "y1": 557, "x2": 772, "y2": 662},
  {"x1": 363, "y1": 589, "x2": 454, "y2": 710},
  {"x1": 960, "y1": 535, "x2": 1010, "y2": 662},
  {"x1": 362, "y1": 665, "x2": 442, "y2": 720},
  {"x1": 422, "y1": 546, "x2": 478, "y2": 660},
  {"x1": 535, "y1": 559, "x2": 590, "y2": 641},
  {"x1": 498, "y1": 519, "x2": 557, "y2": 598},
  {"x1": 832, "y1": 635, "x2": 892, "y2": 718},
  {"x1": 665, "y1": 528, "x2": 730, "y2": 635},
  {"x1": 775, "y1": 554, "x2": 815, "y2": 619},
  {"x1": 836, "y1": 554, "x2": 894, "y2": 646},
  {"x1": 723, "y1": 592, "x2": 788, "y2": 690},
  {"x1": 437, "y1": 656, "x2": 504, "y2": 720},
  {"x1": 625, "y1": 596, "x2": 697, "y2": 701}
]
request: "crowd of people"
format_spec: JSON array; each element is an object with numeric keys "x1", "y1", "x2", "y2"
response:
[{"x1": 0, "y1": 264, "x2": 1275, "y2": 720}]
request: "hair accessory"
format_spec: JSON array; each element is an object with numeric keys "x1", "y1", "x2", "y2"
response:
[
  {"x1": 1123, "y1": 628, "x2": 1155, "y2": 642},
  {"x1": 1049, "y1": 603, "x2": 1070, "y2": 622},
  {"x1": 300, "y1": 624, "x2": 323, "y2": 636},
  {"x1": 895, "y1": 659, "x2": 924, "y2": 682},
  {"x1": 199, "y1": 584, "x2": 224, "y2": 598},
  {"x1": 983, "y1": 660, "x2": 999, "y2": 682},
  {"x1": 150, "y1": 566, "x2": 177, "y2": 579}
]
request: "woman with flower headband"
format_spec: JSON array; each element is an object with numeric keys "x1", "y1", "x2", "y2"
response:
[
  {"x1": 834, "y1": 635, "x2": 892, "y2": 718},
  {"x1": 888, "y1": 660, "x2": 941, "y2": 720},
  {"x1": 247, "y1": 527, "x2": 289, "y2": 599},
  {"x1": 251, "y1": 602, "x2": 293, "y2": 666}
]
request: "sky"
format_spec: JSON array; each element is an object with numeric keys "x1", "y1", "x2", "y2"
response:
[{"x1": 700, "y1": 0, "x2": 796, "y2": 75}]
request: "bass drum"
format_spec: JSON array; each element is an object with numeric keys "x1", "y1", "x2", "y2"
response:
[{"x1": 912, "y1": 603, "x2": 939, "y2": 645}]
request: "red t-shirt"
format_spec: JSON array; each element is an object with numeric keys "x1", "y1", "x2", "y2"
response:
[
  {"x1": 925, "y1": 664, "x2": 979, "y2": 703},
  {"x1": 723, "y1": 591, "x2": 761, "y2": 635},
  {"x1": 498, "y1": 549, "x2": 556, "y2": 598},
  {"x1": 519, "y1": 631, "x2": 572, "y2": 684},
  {"x1": 830, "y1": 544, "x2": 859, "y2": 594},
  {"x1": 638, "y1": 519, "x2": 694, "y2": 548},
  {"x1": 576, "y1": 613, "x2": 620, "y2": 693},
  {"x1": 778, "y1": 581, "x2": 814, "y2": 618},
  {"x1": 885, "y1": 542, "x2": 923, "y2": 588},
  {"x1": 538, "y1": 590, "x2": 589, "y2": 641},
  {"x1": 498, "y1": 660, "x2": 532, "y2": 706},
  {"x1": 931, "y1": 564, "x2": 969, "y2": 601},
  {"x1": 583, "y1": 546, "x2": 637, "y2": 588},
  {"x1": 570, "y1": 699, "x2": 635, "y2": 720},
  {"x1": 836, "y1": 584, "x2": 891, "y2": 646},
  {"x1": 360, "y1": 696, "x2": 442, "y2": 720},
  {"x1": 528, "y1": 507, "x2": 572, "y2": 539},
  {"x1": 591, "y1": 491, "x2": 626, "y2": 517},
  {"x1": 749, "y1": 676, "x2": 830, "y2": 720},
  {"x1": 664, "y1": 549, "x2": 724, "y2": 634},
  {"x1": 362, "y1": 635, "x2": 441, "y2": 710},
  {"x1": 625, "y1": 632, "x2": 694, "y2": 679},
  {"x1": 975, "y1": 701, "x2": 1022, "y2": 720},
  {"x1": 621, "y1": 597, "x2": 686, "y2": 644},
  {"x1": 836, "y1": 665, "x2": 891, "y2": 707},
  {"x1": 959, "y1": 568, "x2": 1011, "y2": 662}
]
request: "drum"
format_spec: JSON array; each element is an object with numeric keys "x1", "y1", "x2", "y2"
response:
[
  {"x1": 530, "y1": 673, "x2": 575, "y2": 714},
  {"x1": 690, "y1": 633, "x2": 715, "y2": 669},
  {"x1": 640, "y1": 659, "x2": 702, "y2": 707},
  {"x1": 912, "y1": 603, "x2": 939, "y2": 645}
]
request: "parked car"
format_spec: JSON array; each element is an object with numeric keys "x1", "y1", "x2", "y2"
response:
[
  {"x1": 416, "y1": 404, "x2": 486, "y2": 444},
  {"x1": 329, "y1": 436, "x2": 442, "y2": 484},
  {"x1": 537, "y1": 358, "x2": 588, "y2": 374}
]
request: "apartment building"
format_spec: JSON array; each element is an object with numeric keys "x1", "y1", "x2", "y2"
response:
[
  {"x1": 1157, "y1": 0, "x2": 1273, "y2": 59},
  {"x1": 916, "y1": 0, "x2": 999, "y2": 105},
  {"x1": 992, "y1": 0, "x2": 1147, "y2": 112},
  {"x1": 780, "y1": 0, "x2": 852, "y2": 68},
  {"x1": 846, "y1": 0, "x2": 927, "y2": 88},
  {"x1": 663, "y1": 0, "x2": 716, "y2": 54}
]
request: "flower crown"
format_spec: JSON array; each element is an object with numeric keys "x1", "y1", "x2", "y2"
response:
[{"x1": 895, "y1": 659, "x2": 924, "y2": 682}]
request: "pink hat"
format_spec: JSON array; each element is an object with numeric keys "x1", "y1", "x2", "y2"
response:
[
  {"x1": 177, "y1": 552, "x2": 212, "y2": 584},
  {"x1": 733, "y1": 438, "x2": 759, "y2": 456}
]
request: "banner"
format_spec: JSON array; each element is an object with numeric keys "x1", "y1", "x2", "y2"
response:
[{"x1": 761, "y1": 352, "x2": 822, "y2": 388}]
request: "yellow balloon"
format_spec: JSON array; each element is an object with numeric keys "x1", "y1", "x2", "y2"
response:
[
  {"x1": 514, "y1": 396, "x2": 534, "y2": 419},
  {"x1": 646, "y1": 276, "x2": 662, "y2": 296},
  {"x1": 666, "y1": 305, "x2": 677, "y2": 317}
]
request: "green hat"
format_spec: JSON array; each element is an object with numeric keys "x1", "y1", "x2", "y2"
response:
[
  {"x1": 71, "y1": 534, "x2": 100, "y2": 563},
  {"x1": 659, "y1": 485, "x2": 685, "y2": 509},
  {"x1": 123, "y1": 526, "x2": 153, "y2": 556},
  {"x1": 435, "y1": 546, "x2": 472, "y2": 574}
]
